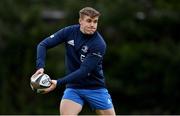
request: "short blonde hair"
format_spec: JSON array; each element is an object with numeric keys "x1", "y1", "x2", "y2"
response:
[{"x1": 79, "y1": 7, "x2": 101, "y2": 18}]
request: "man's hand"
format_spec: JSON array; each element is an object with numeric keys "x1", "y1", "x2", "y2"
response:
[
  {"x1": 39, "y1": 80, "x2": 57, "y2": 94},
  {"x1": 31, "y1": 68, "x2": 44, "y2": 79},
  {"x1": 30, "y1": 68, "x2": 44, "y2": 82},
  {"x1": 34, "y1": 68, "x2": 44, "y2": 75}
]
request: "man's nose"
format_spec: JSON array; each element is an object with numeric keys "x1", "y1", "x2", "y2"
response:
[{"x1": 90, "y1": 22, "x2": 94, "y2": 27}]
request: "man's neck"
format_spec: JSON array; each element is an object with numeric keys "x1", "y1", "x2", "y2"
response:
[{"x1": 80, "y1": 27, "x2": 85, "y2": 34}]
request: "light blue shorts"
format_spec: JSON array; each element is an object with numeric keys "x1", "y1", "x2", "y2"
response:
[{"x1": 62, "y1": 88, "x2": 114, "y2": 110}]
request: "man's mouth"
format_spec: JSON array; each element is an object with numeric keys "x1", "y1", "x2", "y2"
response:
[{"x1": 88, "y1": 28, "x2": 95, "y2": 31}]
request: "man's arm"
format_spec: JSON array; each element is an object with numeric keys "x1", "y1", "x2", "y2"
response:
[
  {"x1": 33, "y1": 26, "x2": 75, "y2": 94},
  {"x1": 36, "y1": 27, "x2": 72, "y2": 69},
  {"x1": 57, "y1": 43, "x2": 106, "y2": 86},
  {"x1": 39, "y1": 43, "x2": 106, "y2": 94}
]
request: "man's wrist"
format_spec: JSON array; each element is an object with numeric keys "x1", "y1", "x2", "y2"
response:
[{"x1": 57, "y1": 79, "x2": 62, "y2": 86}]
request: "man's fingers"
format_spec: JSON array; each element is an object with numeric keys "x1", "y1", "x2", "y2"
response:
[
  {"x1": 36, "y1": 81, "x2": 56, "y2": 94},
  {"x1": 37, "y1": 89, "x2": 46, "y2": 94},
  {"x1": 39, "y1": 87, "x2": 52, "y2": 94}
]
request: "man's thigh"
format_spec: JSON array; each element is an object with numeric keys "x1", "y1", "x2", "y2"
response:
[
  {"x1": 60, "y1": 99, "x2": 83, "y2": 115},
  {"x1": 96, "y1": 108, "x2": 116, "y2": 115},
  {"x1": 60, "y1": 88, "x2": 84, "y2": 115}
]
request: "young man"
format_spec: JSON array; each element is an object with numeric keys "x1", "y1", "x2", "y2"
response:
[{"x1": 34, "y1": 7, "x2": 116, "y2": 115}]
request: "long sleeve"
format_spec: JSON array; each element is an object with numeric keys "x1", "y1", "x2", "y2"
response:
[{"x1": 36, "y1": 26, "x2": 72, "y2": 69}]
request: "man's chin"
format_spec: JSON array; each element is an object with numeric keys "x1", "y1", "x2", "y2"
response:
[{"x1": 85, "y1": 31, "x2": 95, "y2": 35}]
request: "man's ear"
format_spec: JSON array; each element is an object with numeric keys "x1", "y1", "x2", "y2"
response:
[{"x1": 79, "y1": 18, "x2": 81, "y2": 24}]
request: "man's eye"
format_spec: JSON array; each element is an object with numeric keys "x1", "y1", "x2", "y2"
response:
[
  {"x1": 94, "y1": 20, "x2": 98, "y2": 23},
  {"x1": 87, "y1": 19, "x2": 92, "y2": 23}
]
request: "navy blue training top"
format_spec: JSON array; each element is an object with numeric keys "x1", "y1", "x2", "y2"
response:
[{"x1": 36, "y1": 24, "x2": 106, "y2": 89}]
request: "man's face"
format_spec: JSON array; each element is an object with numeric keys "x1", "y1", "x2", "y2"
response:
[{"x1": 79, "y1": 15, "x2": 99, "y2": 35}]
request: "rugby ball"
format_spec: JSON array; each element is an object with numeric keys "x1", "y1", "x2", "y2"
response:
[{"x1": 30, "y1": 73, "x2": 51, "y2": 93}]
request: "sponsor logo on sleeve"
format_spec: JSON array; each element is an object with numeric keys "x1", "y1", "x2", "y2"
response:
[
  {"x1": 92, "y1": 52, "x2": 102, "y2": 58},
  {"x1": 50, "y1": 34, "x2": 54, "y2": 38}
]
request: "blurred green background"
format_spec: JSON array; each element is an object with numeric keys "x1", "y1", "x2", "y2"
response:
[{"x1": 0, "y1": 0, "x2": 180, "y2": 115}]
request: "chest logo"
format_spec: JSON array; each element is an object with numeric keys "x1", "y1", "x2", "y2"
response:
[
  {"x1": 67, "y1": 40, "x2": 74, "y2": 46},
  {"x1": 81, "y1": 45, "x2": 88, "y2": 53}
]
